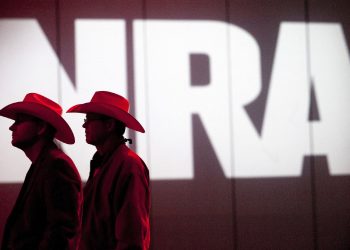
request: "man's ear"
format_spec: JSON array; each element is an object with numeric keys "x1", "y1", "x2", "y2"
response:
[
  {"x1": 105, "y1": 119, "x2": 115, "y2": 132},
  {"x1": 37, "y1": 121, "x2": 48, "y2": 136}
]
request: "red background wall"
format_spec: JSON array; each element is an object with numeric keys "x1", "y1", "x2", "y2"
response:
[{"x1": 1, "y1": 1, "x2": 350, "y2": 249}]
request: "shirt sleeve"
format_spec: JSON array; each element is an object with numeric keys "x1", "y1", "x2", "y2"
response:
[
  {"x1": 114, "y1": 160, "x2": 150, "y2": 250},
  {"x1": 40, "y1": 158, "x2": 82, "y2": 250}
]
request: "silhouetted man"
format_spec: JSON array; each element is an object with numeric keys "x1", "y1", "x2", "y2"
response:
[
  {"x1": 67, "y1": 91, "x2": 150, "y2": 250},
  {"x1": 0, "y1": 93, "x2": 82, "y2": 250}
]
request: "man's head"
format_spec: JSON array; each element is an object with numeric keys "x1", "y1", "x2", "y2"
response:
[
  {"x1": 10, "y1": 113, "x2": 56, "y2": 149},
  {"x1": 67, "y1": 91, "x2": 144, "y2": 145},
  {"x1": 0, "y1": 93, "x2": 75, "y2": 145},
  {"x1": 82, "y1": 113, "x2": 125, "y2": 146}
]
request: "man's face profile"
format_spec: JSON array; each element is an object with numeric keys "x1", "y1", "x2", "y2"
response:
[
  {"x1": 9, "y1": 114, "x2": 41, "y2": 149},
  {"x1": 83, "y1": 113, "x2": 111, "y2": 146}
]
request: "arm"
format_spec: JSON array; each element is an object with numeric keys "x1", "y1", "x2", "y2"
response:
[
  {"x1": 114, "y1": 161, "x2": 150, "y2": 250},
  {"x1": 39, "y1": 159, "x2": 82, "y2": 250}
]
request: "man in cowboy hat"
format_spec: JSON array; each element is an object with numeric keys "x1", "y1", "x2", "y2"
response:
[
  {"x1": 67, "y1": 91, "x2": 150, "y2": 250},
  {"x1": 0, "y1": 93, "x2": 82, "y2": 250}
]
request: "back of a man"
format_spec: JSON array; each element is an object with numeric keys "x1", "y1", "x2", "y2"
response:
[
  {"x1": 68, "y1": 91, "x2": 150, "y2": 250},
  {"x1": 81, "y1": 144, "x2": 150, "y2": 250},
  {"x1": 0, "y1": 93, "x2": 82, "y2": 250},
  {"x1": 3, "y1": 143, "x2": 82, "y2": 250}
]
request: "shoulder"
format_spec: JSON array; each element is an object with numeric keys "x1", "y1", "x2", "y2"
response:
[
  {"x1": 43, "y1": 146, "x2": 81, "y2": 182},
  {"x1": 118, "y1": 144, "x2": 146, "y2": 166},
  {"x1": 112, "y1": 144, "x2": 148, "y2": 176}
]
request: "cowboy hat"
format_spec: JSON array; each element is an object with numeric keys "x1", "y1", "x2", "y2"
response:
[
  {"x1": 0, "y1": 93, "x2": 75, "y2": 144},
  {"x1": 67, "y1": 91, "x2": 145, "y2": 133}
]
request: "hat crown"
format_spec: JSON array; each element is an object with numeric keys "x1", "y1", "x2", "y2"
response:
[
  {"x1": 23, "y1": 93, "x2": 62, "y2": 115},
  {"x1": 91, "y1": 91, "x2": 129, "y2": 112}
]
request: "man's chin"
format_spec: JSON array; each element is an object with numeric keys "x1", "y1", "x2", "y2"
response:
[
  {"x1": 11, "y1": 139, "x2": 36, "y2": 150},
  {"x1": 11, "y1": 139, "x2": 25, "y2": 149},
  {"x1": 85, "y1": 138, "x2": 95, "y2": 145}
]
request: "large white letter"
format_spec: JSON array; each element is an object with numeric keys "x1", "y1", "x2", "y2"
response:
[
  {"x1": 258, "y1": 22, "x2": 311, "y2": 177},
  {"x1": 0, "y1": 19, "x2": 60, "y2": 182},
  {"x1": 62, "y1": 19, "x2": 128, "y2": 180},
  {"x1": 134, "y1": 20, "x2": 261, "y2": 179},
  {"x1": 310, "y1": 23, "x2": 350, "y2": 175}
]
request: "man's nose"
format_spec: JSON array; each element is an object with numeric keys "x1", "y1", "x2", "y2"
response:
[{"x1": 9, "y1": 122, "x2": 16, "y2": 131}]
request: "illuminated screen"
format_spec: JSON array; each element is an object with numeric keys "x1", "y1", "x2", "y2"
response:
[{"x1": 1, "y1": 1, "x2": 350, "y2": 249}]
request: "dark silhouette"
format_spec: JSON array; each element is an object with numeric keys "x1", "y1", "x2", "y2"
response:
[
  {"x1": 68, "y1": 91, "x2": 150, "y2": 250},
  {"x1": 0, "y1": 93, "x2": 82, "y2": 250}
]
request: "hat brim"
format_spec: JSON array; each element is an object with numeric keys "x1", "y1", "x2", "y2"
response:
[
  {"x1": 0, "y1": 102, "x2": 75, "y2": 144},
  {"x1": 67, "y1": 103, "x2": 145, "y2": 133}
]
